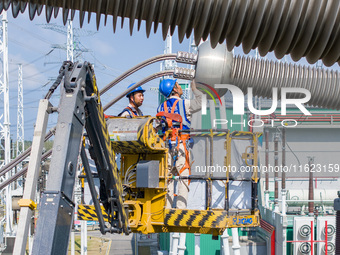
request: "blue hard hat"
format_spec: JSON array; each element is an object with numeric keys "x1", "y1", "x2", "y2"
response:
[
  {"x1": 126, "y1": 83, "x2": 145, "y2": 97},
  {"x1": 159, "y1": 79, "x2": 177, "y2": 97}
]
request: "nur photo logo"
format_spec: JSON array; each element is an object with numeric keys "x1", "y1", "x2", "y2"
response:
[{"x1": 198, "y1": 84, "x2": 312, "y2": 128}]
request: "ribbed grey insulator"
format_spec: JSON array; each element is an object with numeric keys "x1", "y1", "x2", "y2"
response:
[
  {"x1": 232, "y1": 55, "x2": 340, "y2": 110},
  {"x1": 4, "y1": 0, "x2": 340, "y2": 66}
]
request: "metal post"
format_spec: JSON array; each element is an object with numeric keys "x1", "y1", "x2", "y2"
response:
[
  {"x1": 274, "y1": 134, "x2": 279, "y2": 213},
  {"x1": 265, "y1": 129, "x2": 269, "y2": 208},
  {"x1": 334, "y1": 191, "x2": 340, "y2": 254},
  {"x1": 308, "y1": 156, "x2": 314, "y2": 216},
  {"x1": 67, "y1": 19, "x2": 74, "y2": 62},
  {"x1": 81, "y1": 220, "x2": 87, "y2": 255},
  {"x1": 325, "y1": 221, "x2": 328, "y2": 255},
  {"x1": 221, "y1": 229, "x2": 230, "y2": 255},
  {"x1": 13, "y1": 99, "x2": 50, "y2": 255},
  {"x1": 194, "y1": 234, "x2": 200, "y2": 255},
  {"x1": 171, "y1": 232, "x2": 180, "y2": 255},
  {"x1": 178, "y1": 233, "x2": 186, "y2": 255},
  {"x1": 231, "y1": 228, "x2": 241, "y2": 255},
  {"x1": 71, "y1": 231, "x2": 75, "y2": 255},
  {"x1": 282, "y1": 128, "x2": 286, "y2": 216},
  {"x1": 28, "y1": 224, "x2": 33, "y2": 253}
]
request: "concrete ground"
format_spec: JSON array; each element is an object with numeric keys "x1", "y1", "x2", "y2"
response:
[
  {"x1": 108, "y1": 233, "x2": 135, "y2": 255},
  {"x1": 68, "y1": 229, "x2": 135, "y2": 255}
]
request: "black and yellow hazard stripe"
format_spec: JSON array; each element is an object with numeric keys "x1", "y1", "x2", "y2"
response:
[
  {"x1": 111, "y1": 140, "x2": 147, "y2": 154},
  {"x1": 89, "y1": 74, "x2": 129, "y2": 232},
  {"x1": 191, "y1": 132, "x2": 227, "y2": 137},
  {"x1": 110, "y1": 117, "x2": 165, "y2": 153},
  {"x1": 77, "y1": 205, "x2": 108, "y2": 222},
  {"x1": 164, "y1": 209, "x2": 259, "y2": 228}
]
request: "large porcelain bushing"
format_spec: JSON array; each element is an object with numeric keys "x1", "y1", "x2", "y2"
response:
[{"x1": 195, "y1": 41, "x2": 233, "y2": 99}]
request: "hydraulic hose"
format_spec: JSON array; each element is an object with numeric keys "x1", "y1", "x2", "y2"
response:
[
  {"x1": 6, "y1": 0, "x2": 340, "y2": 66},
  {"x1": 103, "y1": 70, "x2": 175, "y2": 111},
  {"x1": 99, "y1": 54, "x2": 177, "y2": 96},
  {"x1": 103, "y1": 66, "x2": 195, "y2": 111},
  {"x1": 99, "y1": 52, "x2": 197, "y2": 96}
]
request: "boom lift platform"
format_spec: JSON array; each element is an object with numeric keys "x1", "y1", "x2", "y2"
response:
[{"x1": 13, "y1": 62, "x2": 260, "y2": 254}]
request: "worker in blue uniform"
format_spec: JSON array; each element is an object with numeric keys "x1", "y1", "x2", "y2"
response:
[
  {"x1": 119, "y1": 83, "x2": 145, "y2": 118},
  {"x1": 158, "y1": 79, "x2": 202, "y2": 209}
]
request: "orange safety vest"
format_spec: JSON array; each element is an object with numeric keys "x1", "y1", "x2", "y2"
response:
[
  {"x1": 118, "y1": 106, "x2": 139, "y2": 118},
  {"x1": 162, "y1": 100, "x2": 191, "y2": 177}
]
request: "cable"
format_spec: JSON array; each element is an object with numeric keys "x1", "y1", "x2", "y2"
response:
[
  {"x1": 103, "y1": 70, "x2": 174, "y2": 111},
  {"x1": 275, "y1": 126, "x2": 301, "y2": 167},
  {"x1": 9, "y1": 21, "x2": 55, "y2": 45},
  {"x1": 99, "y1": 54, "x2": 177, "y2": 95}
]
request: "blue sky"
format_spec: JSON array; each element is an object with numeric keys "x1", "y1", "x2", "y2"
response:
[
  {"x1": 2, "y1": 9, "x2": 339, "y2": 141},
  {"x1": 4, "y1": 10, "x2": 193, "y2": 140}
]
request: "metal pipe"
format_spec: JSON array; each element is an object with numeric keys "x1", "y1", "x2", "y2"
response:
[
  {"x1": 205, "y1": 137, "x2": 210, "y2": 209},
  {"x1": 274, "y1": 134, "x2": 279, "y2": 213},
  {"x1": 282, "y1": 128, "x2": 286, "y2": 216},
  {"x1": 171, "y1": 233, "x2": 180, "y2": 255},
  {"x1": 281, "y1": 200, "x2": 334, "y2": 202},
  {"x1": 221, "y1": 229, "x2": 230, "y2": 255},
  {"x1": 231, "y1": 228, "x2": 241, "y2": 255},
  {"x1": 265, "y1": 129, "x2": 269, "y2": 208},
  {"x1": 194, "y1": 234, "x2": 201, "y2": 255},
  {"x1": 103, "y1": 68, "x2": 194, "y2": 111},
  {"x1": 334, "y1": 192, "x2": 340, "y2": 255},
  {"x1": 9, "y1": 0, "x2": 340, "y2": 66},
  {"x1": 103, "y1": 70, "x2": 174, "y2": 111},
  {"x1": 336, "y1": 210, "x2": 340, "y2": 255},
  {"x1": 282, "y1": 128, "x2": 286, "y2": 190},
  {"x1": 308, "y1": 157, "x2": 315, "y2": 216},
  {"x1": 99, "y1": 54, "x2": 176, "y2": 95},
  {"x1": 99, "y1": 52, "x2": 197, "y2": 95},
  {"x1": 81, "y1": 220, "x2": 87, "y2": 255},
  {"x1": 0, "y1": 149, "x2": 52, "y2": 190},
  {"x1": 178, "y1": 233, "x2": 186, "y2": 255},
  {"x1": 0, "y1": 128, "x2": 55, "y2": 178}
]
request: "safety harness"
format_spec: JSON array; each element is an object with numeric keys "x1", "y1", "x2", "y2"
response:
[
  {"x1": 156, "y1": 100, "x2": 191, "y2": 179},
  {"x1": 118, "y1": 106, "x2": 141, "y2": 118}
]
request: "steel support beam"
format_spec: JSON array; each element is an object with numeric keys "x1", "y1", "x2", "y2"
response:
[
  {"x1": 13, "y1": 99, "x2": 51, "y2": 255},
  {"x1": 31, "y1": 63, "x2": 86, "y2": 255}
]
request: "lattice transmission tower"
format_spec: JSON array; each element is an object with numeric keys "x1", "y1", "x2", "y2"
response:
[
  {"x1": 16, "y1": 63, "x2": 24, "y2": 192},
  {"x1": 40, "y1": 20, "x2": 95, "y2": 63},
  {"x1": 0, "y1": 11, "x2": 12, "y2": 234}
]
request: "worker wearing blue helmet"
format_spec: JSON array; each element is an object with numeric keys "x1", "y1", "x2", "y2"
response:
[
  {"x1": 158, "y1": 79, "x2": 202, "y2": 130},
  {"x1": 118, "y1": 83, "x2": 145, "y2": 118},
  {"x1": 157, "y1": 78, "x2": 202, "y2": 209}
]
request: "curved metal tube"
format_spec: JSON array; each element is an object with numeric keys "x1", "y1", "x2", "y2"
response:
[
  {"x1": 103, "y1": 70, "x2": 174, "y2": 111},
  {"x1": 0, "y1": 149, "x2": 52, "y2": 190},
  {"x1": 99, "y1": 54, "x2": 177, "y2": 95},
  {"x1": 5, "y1": 0, "x2": 340, "y2": 66},
  {"x1": 0, "y1": 128, "x2": 55, "y2": 179}
]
